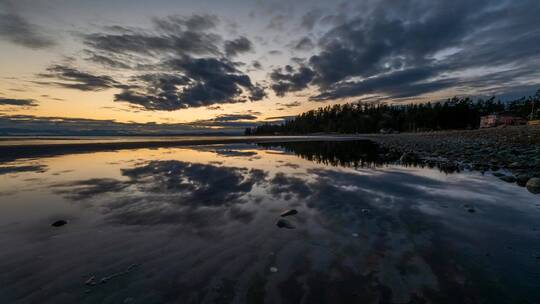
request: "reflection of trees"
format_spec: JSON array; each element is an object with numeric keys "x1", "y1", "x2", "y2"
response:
[
  {"x1": 259, "y1": 140, "x2": 388, "y2": 168},
  {"x1": 259, "y1": 140, "x2": 461, "y2": 173}
]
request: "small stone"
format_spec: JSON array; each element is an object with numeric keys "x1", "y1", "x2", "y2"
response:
[
  {"x1": 351, "y1": 233, "x2": 359, "y2": 237},
  {"x1": 526, "y1": 177, "x2": 540, "y2": 194},
  {"x1": 467, "y1": 208, "x2": 476, "y2": 213},
  {"x1": 269, "y1": 267, "x2": 278, "y2": 273},
  {"x1": 280, "y1": 209, "x2": 298, "y2": 217},
  {"x1": 51, "y1": 220, "x2": 67, "y2": 227},
  {"x1": 276, "y1": 219, "x2": 295, "y2": 229},
  {"x1": 499, "y1": 176, "x2": 516, "y2": 183}
]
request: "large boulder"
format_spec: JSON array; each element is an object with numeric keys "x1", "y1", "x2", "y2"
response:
[{"x1": 526, "y1": 177, "x2": 540, "y2": 194}]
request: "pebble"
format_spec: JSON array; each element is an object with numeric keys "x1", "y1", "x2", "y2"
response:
[
  {"x1": 269, "y1": 267, "x2": 278, "y2": 273},
  {"x1": 276, "y1": 219, "x2": 295, "y2": 229},
  {"x1": 51, "y1": 220, "x2": 67, "y2": 227},
  {"x1": 280, "y1": 209, "x2": 298, "y2": 217},
  {"x1": 526, "y1": 177, "x2": 540, "y2": 194}
]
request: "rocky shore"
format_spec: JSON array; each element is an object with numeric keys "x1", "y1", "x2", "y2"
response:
[{"x1": 364, "y1": 125, "x2": 540, "y2": 194}]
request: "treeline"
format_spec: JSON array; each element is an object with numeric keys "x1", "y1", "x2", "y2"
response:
[{"x1": 247, "y1": 91, "x2": 540, "y2": 135}]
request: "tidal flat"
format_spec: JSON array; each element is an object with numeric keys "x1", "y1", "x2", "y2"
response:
[{"x1": 0, "y1": 140, "x2": 539, "y2": 303}]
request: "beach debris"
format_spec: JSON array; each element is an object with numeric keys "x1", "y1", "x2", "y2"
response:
[
  {"x1": 86, "y1": 263, "x2": 139, "y2": 287},
  {"x1": 276, "y1": 219, "x2": 295, "y2": 229},
  {"x1": 280, "y1": 209, "x2": 298, "y2": 217},
  {"x1": 85, "y1": 276, "x2": 96, "y2": 286},
  {"x1": 526, "y1": 178, "x2": 540, "y2": 194},
  {"x1": 269, "y1": 267, "x2": 278, "y2": 273},
  {"x1": 51, "y1": 220, "x2": 67, "y2": 227}
]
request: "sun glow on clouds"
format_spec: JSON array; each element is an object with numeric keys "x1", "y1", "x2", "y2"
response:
[{"x1": 0, "y1": 0, "x2": 539, "y2": 132}]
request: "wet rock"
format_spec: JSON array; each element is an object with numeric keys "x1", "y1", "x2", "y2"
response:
[
  {"x1": 526, "y1": 177, "x2": 540, "y2": 194},
  {"x1": 492, "y1": 172, "x2": 505, "y2": 178},
  {"x1": 516, "y1": 174, "x2": 531, "y2": 187},
  {"x1": 499, "y1": 176, "x2": 516, "y2": 183},
  {"x1": 276, "y1": 219, "x2": 295, "y2": 229},
  {"x1": 280, "y1": 209, "x2": 298, "y2": 217},
  {"x1": 51, "y1": 220, "x2": 67, "y2": 227}
]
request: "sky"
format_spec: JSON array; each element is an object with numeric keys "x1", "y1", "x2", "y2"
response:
[{"x1": 0, "y1": 0, "x2": 539, "y2": 134}]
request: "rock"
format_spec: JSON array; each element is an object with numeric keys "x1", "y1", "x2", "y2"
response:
[
  {"x1": 516, "y1": 174, "x2": 531, "y2": 187},
  {"x1": 467, "y1": 208, "x2": 476, "y2": 213},
  {"x1": 276, "y1": 219, "x2": 295, "y2": 229},
  {"x1": 492, "y1": 172, "x2": 505, "y2": 177},
  {"x1": 51, "y1": 220, "x2": 67, "y2": 227},
  {"x1": 361, "y1": 208, "x2": 371, "y2": 215},
  {"x1": 280, "y1": 209, "x2": 298, "y2": 217},
  {"x1": 351, "y1": 233, "x2": 359, "y2": 238},
  {"x1": 269, "y1": 267, "x2": 278, "y2": 273},
  {"x1": 499, "y1": 176, "x2": 516, "y2": 183},
  {"x1": 526, "y1": 177, "x2": 540, "y2": 194}
]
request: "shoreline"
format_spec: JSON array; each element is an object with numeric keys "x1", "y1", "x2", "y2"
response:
[{"x1": 0, "y1": 127, "x2": 539, "y2": 186}]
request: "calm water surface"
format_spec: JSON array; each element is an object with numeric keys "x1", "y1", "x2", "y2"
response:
[{"x1": 0, "y1": 141, "x2": 539, "y2": 304}]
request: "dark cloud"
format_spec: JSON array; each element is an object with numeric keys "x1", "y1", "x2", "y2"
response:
[
  {"x1": 252, "y1": 60, "x2": 263, "y2": 70},
  {"x1": 38, "y1": 65, "x2": 122, "y2": 91},
  {"x1": 224, "y1": 36, "x2": 253, "y2": 58},
  {"x1": 84, "y1": 53, "x2": 131, "y2": 69},
  {"x1": 300, "y1": 8, "x2": 323, "y2": 30},
  {"x1": 83, "y1": 19, "x2": 221, "y2": 58},
  {"x1": 270, "y1": 65, "x2": 315, "y2": 96},
  {"x1": 268, "y1": 50, "x2": 282, "y2": 56},
  {"x1": 0, "y1": 13, "x2": 55, "y2": 48},
  {"x1": 278, "y1": 101, "x2": 301, "y2": 108},
  {"x1": 273, "y1": 0, "x2": 540, "y2": 101},
  {"x1": 73, "y1": 15, "x2": 267, "y2": 110},
  {"x1": 211, "y1": 114, "x2": 258, "y2": 122},
  {"x1": 0, "y1": 98, "x2": 37, "y2": 107},
  {"x1": 152, "y1": 14, "x2": 219, "y2": 32},
  {"x1": 293, "y1": 37, "x2": 314, "y2": 52},
  {"x1": 115, "y1": 57, "x2": 266, "y2": 110}
]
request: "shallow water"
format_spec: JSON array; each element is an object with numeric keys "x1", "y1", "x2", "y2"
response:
[{"x1": 0, "y1": 141, "x2": 539, "y2": 304}]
